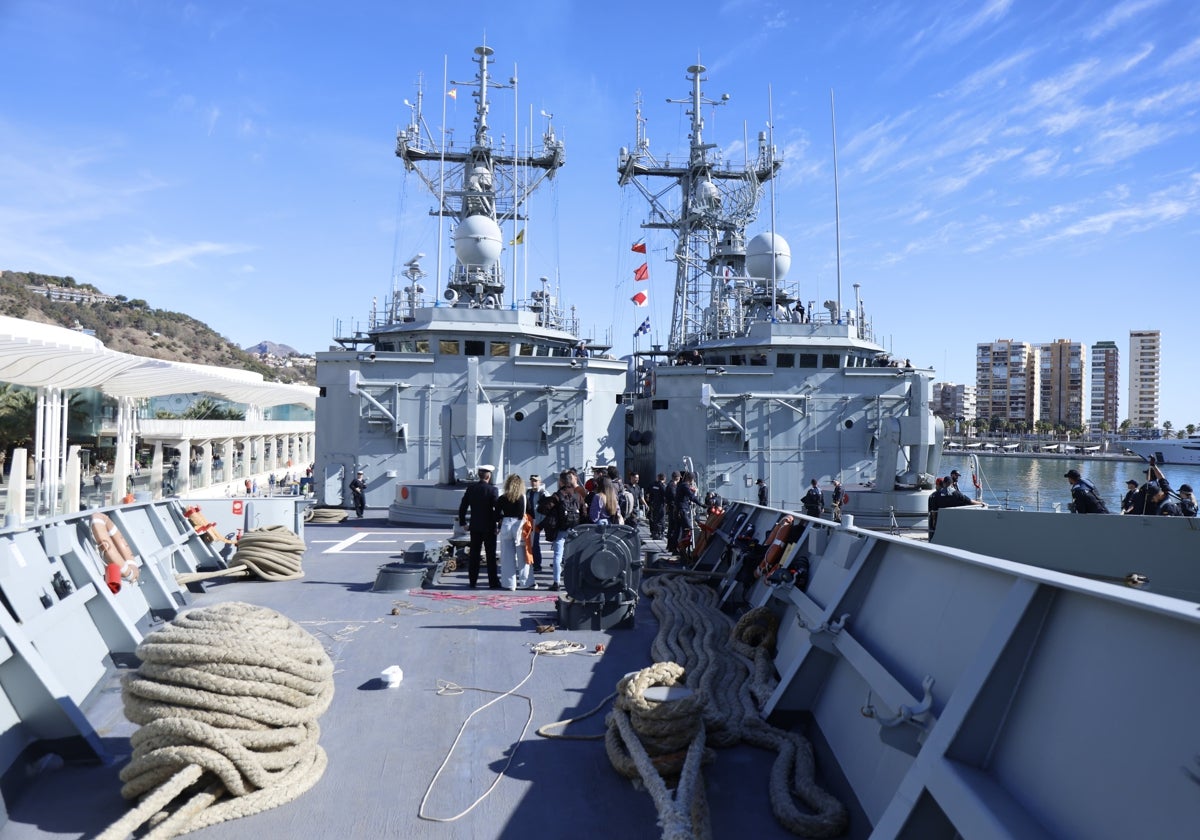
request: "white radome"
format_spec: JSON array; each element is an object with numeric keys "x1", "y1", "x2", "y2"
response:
[
  {"x1": 745, "y1": 231, "x2": 791, "y2": 281},
  {"x1": 454, "y1": 215, "x2": 503, "y2": 267}
]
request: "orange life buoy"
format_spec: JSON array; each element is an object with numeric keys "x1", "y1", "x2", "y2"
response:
[
  {"x1": 754, "y1": 514, "x2": 794, "y2": 578},
  {"x1": 91, "y1": 512, "x2": 140, "y2": 592},
  {"x1": 972, "y1": 473, "x2": 981, "y2": 490},
  {"x1": 693, "y1": 508, "x2": 725, "y2": 556},
  {"x1": 185, "y1": 505, "x2": 237, "y2": 546}
]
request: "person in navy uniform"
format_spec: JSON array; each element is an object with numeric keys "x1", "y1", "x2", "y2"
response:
[
  {"x1": 802, "y1": 479, "x2": 823, "y2": 518},
  {"x1": 348, "y1": 471, "x2": 367, "y2": 518},
  {"x1": 458, "y1": 465, "x2": 501, "y2": 588},
  {"x1": 756, "y1": 478, "x2": 768, "y2": 506},
  {"x1": 525, "y1": 474, "x2": 546, "y2": 572},
  {"x1": 1063, "y1": 468, "x2": 1109, "y2": 514}
]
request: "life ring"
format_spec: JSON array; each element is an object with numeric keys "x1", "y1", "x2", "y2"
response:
[
  {"x1": 90, "y1": 512, "x2": 140, "y2": 593},
  {"x1": 693, "y1": 508, "x2": 725, "y2": 556},
  {"x1": 185, "y1": 505, "x2": 237, "y2": 546},
  {"x1": 972, "y1": 473, "x2": 981, "y2": 490},
  {"x1": 754, "y1": 514, "x2": 794, "y2": 579}
]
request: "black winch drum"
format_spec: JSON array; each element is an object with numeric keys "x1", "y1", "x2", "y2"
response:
[{"x1": 372, "y1": 562, "x2": 429, "y2": 592}]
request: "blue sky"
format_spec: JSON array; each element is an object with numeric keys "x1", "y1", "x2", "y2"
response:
[{"x1": 2, "y1": 1, "x2": 1198, "y2": 426}]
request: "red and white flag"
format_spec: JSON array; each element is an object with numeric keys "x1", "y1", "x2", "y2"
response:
[
  {"x1": 631, "y1": 239, "x2": 647, "y2": 254},
  {"x1": 633, "y1": 262, "x2": 649, "y2": 281},
  {"x1": 631, "y1": 290, "x2": 648, "y2": 306}
]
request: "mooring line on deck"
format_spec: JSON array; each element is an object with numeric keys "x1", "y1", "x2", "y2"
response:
[{"x1": 417, "y1": 640, "x2": 598, "y2": 822}]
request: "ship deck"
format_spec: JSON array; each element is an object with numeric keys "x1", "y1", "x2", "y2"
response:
[{"x1": 0, "y1": 512, "x2": 833, "y2": 840}]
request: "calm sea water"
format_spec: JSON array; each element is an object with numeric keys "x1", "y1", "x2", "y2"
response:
[{"x1": 958, "y1": 455, "x2": 1200, "y2": 512}]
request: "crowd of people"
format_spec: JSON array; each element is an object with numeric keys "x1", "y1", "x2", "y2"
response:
[
  {"x1": 1067, "y1": 462, "x2": 1197, "y2": 517},
  {"x1": 454, "y1": 462, "x2": 724, "y2": 593}
]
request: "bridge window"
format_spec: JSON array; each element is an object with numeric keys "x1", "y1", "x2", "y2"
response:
[
  {"x1": 491, "y1": 341, "x2": 511, "y2": 357},
  {"x1": 777, "y1": 353, "x2": 795, "y2": 368},
  {"x1": 463, "y1": 340, "x2": 484, "y2": 356},
  {"x1": 822, "y1": 353, "x2": 841, "y2": 368}
]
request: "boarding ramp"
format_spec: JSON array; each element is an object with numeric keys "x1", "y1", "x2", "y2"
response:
[{"x1": 698, "y1": 501, "x2": 1200, "y2": 837}]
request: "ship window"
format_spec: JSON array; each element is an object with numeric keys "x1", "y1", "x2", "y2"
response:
[
  {"x1": 750, "y1": 354, "x2": 768, "y2": 366},
  {"x1": 464, "y1": 340, "x2": 484, "y2": 356},
  {"x1": 799, "y1": 354, "x2": 818, "y2": 368},
  {"x1": 518, "y1": 343, "x2": 533, "y2": 356},
  {"x1": 414, "y1": 340, "x2": 431, "y2": 354},
  {"x1": 491, "y1": 341, "x2": 511, "y2": 357},
  {"x1": 707, "y1": 355, "x2": 726, "y2": 364},
  {"x1": 440, "y1": 340, "x2": 461, "y2": 355},
  {"x1": 822, "y1": 353, "x2": 841, "y2": 368},
  {"x1": 777, "y1": 353, "x2": 795, "y2": 368},
  {"x1": 730, "y1": 355, "x2": 746, "y2": 366},
  {"x1": 652, "y1": 399, "x2": 669, "y2": 410}
]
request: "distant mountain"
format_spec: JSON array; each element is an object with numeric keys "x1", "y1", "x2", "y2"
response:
[
  {"x1": 244, "y1": 340, "x2": 300, "y2": 357},
  {"x1": 0, "y1": 271, "x2": 315, "y2": 386}
]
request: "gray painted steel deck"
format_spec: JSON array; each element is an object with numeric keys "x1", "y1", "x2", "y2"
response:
[{"x1": 0, "y1": 514, "x2": 808, "y2": 839}]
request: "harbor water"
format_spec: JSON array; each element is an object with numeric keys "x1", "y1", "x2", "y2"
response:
[{"x1": 965, "y1": 454, "x2": 1200, "y2": 512}]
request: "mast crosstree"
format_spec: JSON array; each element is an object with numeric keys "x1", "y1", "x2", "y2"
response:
[{"x1": 618, "y1": 63, "x2": 783, "y2": 350}]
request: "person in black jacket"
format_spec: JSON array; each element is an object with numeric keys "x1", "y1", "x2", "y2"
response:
[
  {"x1": 1064, "y1": 468, "x2": 1109, "y2": 514},
  {"x1": 348, "y1": 470, "x2": 367, "y2": 518},
  {"x1": 647, "y1": 474, "x2": 668, "y2": 539},
  {"x1": 458, "y1": 465, "x2": 501, "y2": 588}
]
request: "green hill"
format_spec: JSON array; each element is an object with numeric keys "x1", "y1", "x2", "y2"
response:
[{"x1": 0, "y1": 271, "x2": 314, "y2": 386}]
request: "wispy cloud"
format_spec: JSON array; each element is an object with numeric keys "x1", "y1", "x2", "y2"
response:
[
  {"x1": 932, "y1": 147, "x2": 1024, "y2": 195},
  {"x1": 113, "y1": 238, "x2": 254, "y2": 268},
  {"x1": 942, "y1": 49, "x2": 1034, "y2": 100},
  {"x1": 1161, "y1": 36, "x2": 1200, "y2": 71},
  {"x1": 1085, "y1": 0, "x2": 1166, "y2": 41}
]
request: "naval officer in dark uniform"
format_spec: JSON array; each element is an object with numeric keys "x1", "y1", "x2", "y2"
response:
[{"x1": 458, "y1": 465, "x2": 501, "y2": 588}]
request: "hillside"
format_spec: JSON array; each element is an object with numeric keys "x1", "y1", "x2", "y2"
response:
[{"x1": 0, "y1": 271, "x2": 315, "y2": 385}]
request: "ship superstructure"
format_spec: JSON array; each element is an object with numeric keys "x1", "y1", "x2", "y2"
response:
[
  {"x1": 620, "y1": 64, "x2": 942, "y2": 527},
  {"x1": 314, "y1": 45, "x2": 627, "y2": 524}
]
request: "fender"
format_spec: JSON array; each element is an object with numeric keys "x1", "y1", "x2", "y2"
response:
[
  {"x1": 754, "y1": 514, "x2": 794, "y2": 579},
  {"x1": 90, "y1": 512, "x2": 140, "y2": 593}
]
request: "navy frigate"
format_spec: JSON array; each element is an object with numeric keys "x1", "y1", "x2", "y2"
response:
[
  {"x1": 620, "y1": 65, "x2": 941, "y2": 528},
  {"x1": 313, "y1": 45, "x2": 627, "y2": 525}
]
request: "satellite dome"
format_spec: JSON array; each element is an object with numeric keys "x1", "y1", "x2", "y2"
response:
[
  {"x1": 746, "y1": 232, "x2": 791, "y2": 281},
  {"x1": 454, "y1": 215, "x2": 502, "y2": 268}
]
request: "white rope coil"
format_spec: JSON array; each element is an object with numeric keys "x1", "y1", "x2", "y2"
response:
[
  {"x1": 620, "y1": 574, "x2": 847, "y2": 838},
  {"x1": 176, "y1": 525, "x2": 307, "y2": 585},
  {"x1": 99, "y1": 602, "x2": 335, "y2": 840}
]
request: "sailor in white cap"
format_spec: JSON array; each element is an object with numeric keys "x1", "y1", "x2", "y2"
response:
[
  {"x1": 457, "y1": 464, "x2": 500, "y2": 588},
  {"x1": 348, "y1": 470, "x2": 367, "y2": 518}
]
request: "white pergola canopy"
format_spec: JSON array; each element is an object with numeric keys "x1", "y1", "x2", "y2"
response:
[{"x1": 0, "y1": 315, "x2": 316, "y2": 408}]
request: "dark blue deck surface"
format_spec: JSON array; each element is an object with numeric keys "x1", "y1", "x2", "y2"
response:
[{"x1": 0, "y1": 513, "x2": 824, "y2": 839}]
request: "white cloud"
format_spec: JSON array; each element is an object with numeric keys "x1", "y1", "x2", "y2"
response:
[
  {"x1": 113, "y1": 238, "x2": 254, "y2": 268},
  {"x1": 1085, "y1": 0, "x2": 1166, "y2": 41},
  {"x1": 1161, "y1": 35, "x2": 1200, "y2": 71}
]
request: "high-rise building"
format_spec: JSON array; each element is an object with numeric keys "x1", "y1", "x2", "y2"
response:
[
  {"x1": 1089, "y1": 341, "x2": 1120, "y2": 432},
  {"x1": 932, "y1": 382, "x2": 977, "y2": 427},
  {"x1": 1127, "y1": 330, "x2": 1160, "y2": 428},
  {"x1": 975, "y1": 339, "x2": 1038, "y2": 426},
  {"x1": 1037, "y1": 339, "x2": 1087, "y2": 429}
]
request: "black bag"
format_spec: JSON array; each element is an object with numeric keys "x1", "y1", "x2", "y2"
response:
[{"x1": 557, "y1": 491, "x2": 581, "y2": 531}]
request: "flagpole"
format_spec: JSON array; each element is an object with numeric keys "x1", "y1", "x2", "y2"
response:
[
  {"x1": 511, "y1": 62, "x2": 519, "y2": 309},
  {"x1": 437, "y1": 54, "x2": 448, "y2": 300}
]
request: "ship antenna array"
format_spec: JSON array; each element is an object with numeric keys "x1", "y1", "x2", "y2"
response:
[{"x1": 831, "y1": 89, "x2": 843, "y2": 325}]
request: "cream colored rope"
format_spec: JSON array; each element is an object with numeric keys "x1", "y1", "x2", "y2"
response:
[{"x1": 98, "y1": 602, "x2": 335, "y2": 840}]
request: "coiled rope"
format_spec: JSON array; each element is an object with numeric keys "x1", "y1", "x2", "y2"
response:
[
  {"x1": 305, "y1": 507, "x2": 349, "y2": 524},
  {"x1": 98, "y1": 602, "x2": 335, "y2": 840},
  {"x1": 609, "y1": 574, "x2": 847, "y2": 838},
  {"x1": 176, "y1": 525, "x2": 307, "y2": 585},
  {"x1": 604, "y1": 662, "x2": 713, "y2": 840}
]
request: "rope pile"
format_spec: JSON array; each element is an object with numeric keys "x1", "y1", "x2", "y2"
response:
[
  {"x1": 609, "y1": 574, "x2": 847, "y2": 838},
  {"x1": 99, "y1": 602, "x2": 335, "y2": 840},
  {"x1": 605, "y1": 662, "x2": 713, "y2": 840},
  {"x1": 230, "y1": 526, "x2": 307, "y2": 580},
  {"x1": 176, "y1": 526, "x2": 307, "y2": 585},
  {"x1": 305, "y1": 507, "x2": 349, "y2": 524}
]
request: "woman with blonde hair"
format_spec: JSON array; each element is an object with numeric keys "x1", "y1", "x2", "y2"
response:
[{"x1": 495, "y1": 473, "x2": 536, "y2": 590}]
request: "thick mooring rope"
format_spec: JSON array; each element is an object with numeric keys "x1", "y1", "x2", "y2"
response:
[
  {"x1": 609, "y1": 574, "x2": 847, "y2": 839},
  {"x1": 604, "y1": 662, "x2": 714, "y2": 840},
  {"x1": 176, "y1": 526, "x2": 307, "y2": 585},
  {"x1": 98, "y1": 602, "x2": 335, "y2": 840},
  {"x1": 305, "y1": 506, "x2": 349, "y2": 524}
]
